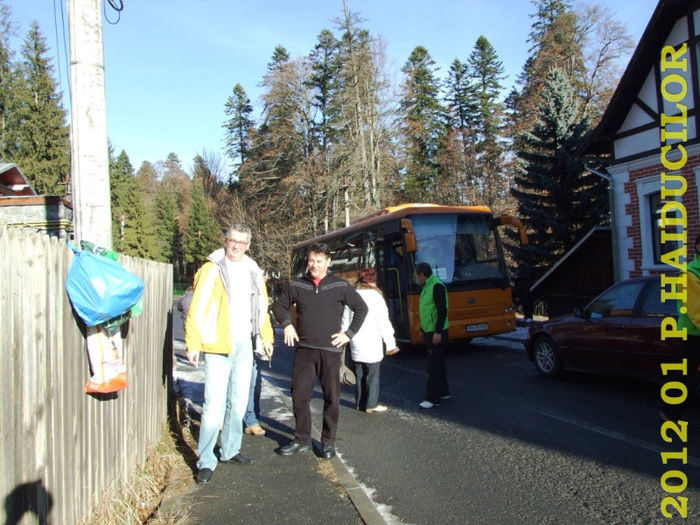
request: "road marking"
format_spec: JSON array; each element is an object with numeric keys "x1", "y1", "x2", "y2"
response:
[{"x1": 516, "y1": 403, "x2": 700, "y2": 468}]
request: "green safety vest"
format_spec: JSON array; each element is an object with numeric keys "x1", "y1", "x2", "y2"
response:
[{"x1": 419, "y1": 274, "x2": 449, "y2": 333}]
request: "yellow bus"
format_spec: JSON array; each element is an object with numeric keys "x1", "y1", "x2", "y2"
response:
[{"x1": 291, "y1": 203, "x2": 528, "y2": 345}]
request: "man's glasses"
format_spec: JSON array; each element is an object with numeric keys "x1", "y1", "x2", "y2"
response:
[{"x1": 226, "y1": 239, "x2": 249, "y2": 246}]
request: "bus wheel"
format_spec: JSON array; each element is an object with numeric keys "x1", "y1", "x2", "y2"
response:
[{"x1": 533, "y1": 335, "x2": 561, "y2": 378}]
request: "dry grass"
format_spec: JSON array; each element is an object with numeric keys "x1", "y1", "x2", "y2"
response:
[{"x1": 78, "y1": 399, "x2": 199, "y2": 525}]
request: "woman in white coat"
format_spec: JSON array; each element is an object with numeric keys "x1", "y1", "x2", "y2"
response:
[{"x1": 342, "y1": 268, "x2": 399, "y2": 413}]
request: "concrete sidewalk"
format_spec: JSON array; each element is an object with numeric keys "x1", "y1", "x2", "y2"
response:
[{"x1": 171, "y1": 341, "x2": 386, "y2": 525}]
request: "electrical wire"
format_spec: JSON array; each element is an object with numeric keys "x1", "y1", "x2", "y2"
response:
[
  {"x1": 52, "y1": 0, "x2": 71, "y2": 109},
  {"x1": 104, "y1": 0, "x2": 124, "y2": 25}
]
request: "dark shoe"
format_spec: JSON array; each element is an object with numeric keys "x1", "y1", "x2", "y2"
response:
[
  {"x1": 322, "y1": 444, "x2": 336, "y2": 459},
  {"x1": 279, "y1": 441, "x2": 311, "y2": 456},
  {"x1": 196, "y1": 467, "x2": 213, "y2": 484},
  {"x1": 220, "y1": 453, "x2": 254, "y2": 464}
]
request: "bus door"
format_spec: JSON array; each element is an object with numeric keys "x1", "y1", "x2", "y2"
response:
[{"x1": 382, "y1": 235, "x2": 411, "y2": 342}]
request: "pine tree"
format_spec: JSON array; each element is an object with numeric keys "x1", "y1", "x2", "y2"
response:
[
  {"x1": 307, "y1": 28, "x2": 340, "y2": 153},
  {"x1": 508, "y1": 0, "x2": 574, "y2": 148},
  {"x1": 109, "y1": 148, "x2": 158, "y2": 258},
  {"x1": 442, "y1": 58, "x2": 477, "y2": 203},
  {"x1": 255, "y1": 47, "x2": 305, "y2": 184},
  {"x1": 159, "y1": 152, "x2": 192, "y2": 224},
  {"x1": 110, "y1": 146, "x2": 133, "y2": 252},
  {"x1": 239, "y1": 47, "x2": 307, "y2": 222},
  {"x1": 13, "y1": 21, "x2": 69, "y2": 195},
  {"x1": 0, "y1": 0, "x2": 19, "y2": 161},
  {"x1": 136, "y1": 160, "x2": 159, "y2": 198},
  {"x1": 154, "y1": 185, "x2": 184, "y2": 275},
  {"x1": 399, "y1": 45, "x2": 444, "y2": 201},
  {"x1": 223, "y1": 83, "x2": 254, "y2": 179},
  {"x1": 510, "y1": 68, "x2": 607, "y2": 275},
  {"x1": 268, "y1": 45, "x2": 290, "y2": 71},
  {"x1": 442, "y1": 37, "x2": 507, "y2": 207},
  {"x1": 183, "y1": 178, "x2": 219, "y2": 268},
  {"x1": 305, "y1": 28, "x2": 340, "y2": 231},
  {"x1": 510, "y1": 0, "x2": 632, "y2": 136},
  {"x1": 466, "y1": 35, "x2": 507, "y2": 207}
]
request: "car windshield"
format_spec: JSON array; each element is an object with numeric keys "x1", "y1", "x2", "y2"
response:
[{"x1": 588, "y1": 281, "x2": 646, "y2": 319}]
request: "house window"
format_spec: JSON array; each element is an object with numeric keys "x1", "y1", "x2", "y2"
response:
[
  {"x1": 636, "y1": 174, "x2": 683, "y2": 272},
  {"x1": 649, "y1": 192, "x2": 681, "y2": 264}
]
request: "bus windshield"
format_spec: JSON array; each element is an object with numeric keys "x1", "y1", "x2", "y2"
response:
[{"x1": 412, "y1": 214, "x2": 506, "y2": 286}]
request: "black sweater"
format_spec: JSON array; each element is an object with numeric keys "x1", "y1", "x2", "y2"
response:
[{"x1": 271, "y1": 273, "x2": 368, "y2": 352}]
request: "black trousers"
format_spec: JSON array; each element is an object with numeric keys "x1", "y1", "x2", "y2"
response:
[
  {"x1": 291, "y1": 347, "x2": 342, "y2": 445},
  {"x1": 355, "y1": 361, "x2": 381, "y2": 410},
  {"x1": 424, "y1": 330, "x2": 449, "y2": 404}
]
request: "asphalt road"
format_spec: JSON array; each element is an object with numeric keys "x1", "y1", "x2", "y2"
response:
[{"x1": 173, "y1": 305, "x2": 700, "y2": 524}]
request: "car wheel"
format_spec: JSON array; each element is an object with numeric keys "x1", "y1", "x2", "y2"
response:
[{"x1": 533, "y1": 335, "x2": 561, "y2": 378}]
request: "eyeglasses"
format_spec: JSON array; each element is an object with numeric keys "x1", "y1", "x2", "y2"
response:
[{"x1": 226, "y1": 239, "x2": 249, "y2": 246}]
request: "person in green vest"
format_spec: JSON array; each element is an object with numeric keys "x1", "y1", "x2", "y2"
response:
[
  {"x1": 415, "y1": 262, "x2": 450, "y2": 409},
  {"x1": 664, "y1": 233, "x2": 700, "y2": 421}
]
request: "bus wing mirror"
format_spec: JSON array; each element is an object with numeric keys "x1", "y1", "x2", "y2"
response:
[
  {"x1": 405, "y1": 233, "x2": 417, "y2": 253},
  {"x1": 400, "y1": 218, "x2": 418, "y2": 253},
  {"x1": 497, "y1": 215, "x2": 528, "y2": 246}
]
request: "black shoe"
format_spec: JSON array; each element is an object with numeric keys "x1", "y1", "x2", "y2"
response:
[
  {"x1": 220, "y1": 453, "x2": 254, "y2": 464},
  {"x1": 322, "y1": 444, "x2": 336, "y2": 459},
  {"x1": 196, "y1": 467, "x2": 213, "y2": 484},
  {"x1": 279, "y1": 441, "x2": 311, "y2": 456}
]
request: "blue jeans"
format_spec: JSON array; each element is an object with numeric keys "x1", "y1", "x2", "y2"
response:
[
  {"x1": 197, "y1": 341, "x2": 253, "y2": 470},
  {"x1": 243, "y1": 358, "x2": 263, "y2": 428}
]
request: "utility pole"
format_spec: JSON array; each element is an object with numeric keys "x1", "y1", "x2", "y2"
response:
[{"x1": 68, "y1": 0, "x2": 113, "y2": 248}]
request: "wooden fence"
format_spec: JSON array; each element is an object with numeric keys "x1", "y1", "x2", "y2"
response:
[{"x1": 0, "y1": 225, "x2": 174, "y2": 524}]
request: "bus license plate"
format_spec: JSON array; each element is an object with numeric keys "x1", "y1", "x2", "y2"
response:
[{"x1": 466, "y1": 323, "x2": 488, "y2": 333}]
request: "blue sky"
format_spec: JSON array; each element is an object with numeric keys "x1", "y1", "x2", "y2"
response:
[{"x1": 10, "y1": 0, "x2": 659, "y2": 173}]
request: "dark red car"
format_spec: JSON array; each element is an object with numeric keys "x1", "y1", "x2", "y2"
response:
[{"x1": 525, "y1": 276, "x2": 681, "y2": 380}]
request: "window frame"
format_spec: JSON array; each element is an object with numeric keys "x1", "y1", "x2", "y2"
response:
[{"x1": 636, "y1": 175, "x2": 681, "y2": 272}]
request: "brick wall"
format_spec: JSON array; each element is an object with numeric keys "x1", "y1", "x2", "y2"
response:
[{"x1": 623, "y1": 156, "x2": 700, "y2": 277}]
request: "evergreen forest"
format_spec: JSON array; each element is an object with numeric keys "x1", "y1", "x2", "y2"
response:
[{"x1": 0, "y1": 0, "x2": 636, "y2": 286}]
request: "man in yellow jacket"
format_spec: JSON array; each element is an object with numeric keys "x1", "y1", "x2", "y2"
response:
[{"x1": 185, "y1": 223, "x2": 274, "y2": 484}]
